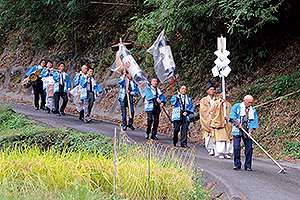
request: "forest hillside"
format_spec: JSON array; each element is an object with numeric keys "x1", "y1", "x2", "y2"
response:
[{"x1": 0, "y1": 0, "x2": 299, "y2": 161}]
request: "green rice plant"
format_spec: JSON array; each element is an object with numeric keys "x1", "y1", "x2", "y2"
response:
[
  {"x1": 0, "y1": 146, "x2": 200, "y2": 199},
  {"x1": 114, "y1": 155, "x2": 194, "y2": 199}
]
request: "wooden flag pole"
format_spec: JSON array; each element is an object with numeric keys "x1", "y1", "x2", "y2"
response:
[
  {"x1": 119, "y1": 37, "x2": 132, "y2": 119},
  {"x1": 125, "y1": 73, "x2": 132, "y2": 119}
]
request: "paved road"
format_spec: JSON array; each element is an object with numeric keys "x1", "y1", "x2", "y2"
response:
[{"x1": 11, "y1": 102, "x2": 300, "y2": 200}]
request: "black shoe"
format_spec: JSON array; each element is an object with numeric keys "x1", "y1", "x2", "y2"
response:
[
  {"x1": 41, "y1": 106, "x2": 46, "y2": 110},
  {"x1": 35, "y1": 107, "x2": 39, "y2": 110},
  {"x1": 233, "y1": 166, "x2": 241, "y2": 170},
  {"x1": 122, "y1": 125, "x2": 127, "y2": 131},
  {"x1": 151, "y1": 136, "x2": 158, "y2": 140},
  {"x1": 60, "y1": 111, "x2": 65, "y2": 116},
  {"x1": 56, "y1": 111, "x2": 61, "y2": 116},
  {"x1": 173, "y1": 142, "x2": 177, "y2": 147},
  {"x1": 128, "y1": 125, "x2": 135, "y2": 130},
  {"x1": 245, "y1": 168, "x2": 252, "y2": 171},
  {"x1": 46, "y1": 107, "x2": 50, "y2": 113},
  {"x1": 181, "y1": 144, "x2": 190, "y2": 148},
  {"x1": 145, "y1": 134, "x2": 150, "y2": 139}
]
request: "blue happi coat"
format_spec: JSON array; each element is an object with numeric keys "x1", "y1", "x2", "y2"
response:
[
  {"x1": 171, "y1": 94, "x2": 194, "y2": 122},
  {"x1": 229, "y1": 103, "x2": 259, "y2": 135},
  {"x1": 73, "y1": 73, "x2": 83, "y2": 86},
  {"x1": 117, "y1": 75, "x2": 139, "y2": 101},
  {"x1": 53, "y1": 71, "x2": 72, "y2": 94},
  {"x1": 79, "y1": 75, "x2": 103, "y2": 101},
  {"x1": 41, "y1": 69, "x2": 55, "y2": 90},
  {"x1": 25, "y1": 65, "x2": 44, "y2": 77},
  {"x1": 144, "y1": 86, "x2": 167, "y2": 112}
]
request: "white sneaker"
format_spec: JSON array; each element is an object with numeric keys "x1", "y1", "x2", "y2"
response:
[
  {"x1": 224, "y1": 154, "x2": 231, "y2": 159},
  {"x1": 219, "y1": 155, "x2": 224, "y2": 159}
]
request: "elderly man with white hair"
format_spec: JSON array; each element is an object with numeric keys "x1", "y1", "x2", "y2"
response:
[
  {"x1": 72, "y1": 64, "x2": 88, "y2": 120},
  {"x1": 229, "y1": 95, "x2": 259, "y2": 171}
]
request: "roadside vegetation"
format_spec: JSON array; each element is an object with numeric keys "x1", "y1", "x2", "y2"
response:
[{"x1": 0, "y1": 102, "x2": 211, "y2": 199}]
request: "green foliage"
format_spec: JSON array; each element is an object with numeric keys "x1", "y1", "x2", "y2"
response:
[
  {"x1": 0, "y1": 0, "x2": 140, "y2": 51},
  {"x1": 271, "y1": 75, "x2": 296, "y2": 96},
  {"x1": 216, "y1": 0, "x2": 279, "y2": 37},
  {"x1": 180, "y1": 170, "x2": 210, "y2": 199},
  {"x1": 130, "y1": 0, "x2": 284, "y2": 94},
  {"x1": 0, "y1": 128, "x2": 113, "y2": 156},
  {"x1": 285, "y1": 140, "x2": 300, "y2": 159},
  {"x1": 0, "y1": 102, "x2": 113, "y2": 155},
  {"x1": 0, "y1": 0, "x2": 292, "y2": 96}
]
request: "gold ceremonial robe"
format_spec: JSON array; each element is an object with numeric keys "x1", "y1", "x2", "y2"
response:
[
  {"x1": 200, "y1": 95, "x2": 216, "y2": 140},
  {"x1": 210, "y1": 99, "x2": 233, "y2": 143}
]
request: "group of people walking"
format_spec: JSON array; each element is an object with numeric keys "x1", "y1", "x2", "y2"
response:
[
  {"x1": 24, "y1": 60, "x2": 102, "y2": 123},
  {"x1": 118, "y1": 73, "x2": 194, "y2": 148},
  {"x1": 200, "y1": 80, "x2": 259, "y2": 171},
  {"x1": 25, "y1": 59, "x2": 259, "y2": 170}
]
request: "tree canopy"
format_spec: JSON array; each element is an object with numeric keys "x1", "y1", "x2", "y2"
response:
[{"x1": 0, "y1": 0, "x2": 298, "y2": 95}]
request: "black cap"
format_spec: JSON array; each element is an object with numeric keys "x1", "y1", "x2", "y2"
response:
[{"x1": 206, "y1": 79, "x2": 214, "y2": 90}]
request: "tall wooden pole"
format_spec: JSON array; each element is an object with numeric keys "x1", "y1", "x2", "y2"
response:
[
  {"x1": 125, "y1": 74, "x2": 132, "y2": 119},
  {"x1": 120, "y1": 37, "x2": 132, "y2": 120}
]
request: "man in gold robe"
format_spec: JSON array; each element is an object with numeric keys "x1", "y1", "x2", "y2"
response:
[
  {"x1": 210, "y1": 87, "x2": 233, "y2": 159},
  {"x1": 200, "y1": 79, "x2": 216, "y2": 156}
]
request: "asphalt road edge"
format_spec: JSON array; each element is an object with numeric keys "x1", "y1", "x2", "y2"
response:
[{"x1": 201, "y1": 168, "x2": 243, "y2": 200}]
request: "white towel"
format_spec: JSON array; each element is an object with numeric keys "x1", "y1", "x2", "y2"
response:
[{"x1": 240, "y1": 102, "x2": 255, "y2": 119}]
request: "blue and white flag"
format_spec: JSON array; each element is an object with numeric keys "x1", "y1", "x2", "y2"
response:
[
  {"x1": 118, "y1": 44, "x2": 148, "y2": 97},
  {"x1": 147, "y1": 30, "x2": 176, "y2": 83}
]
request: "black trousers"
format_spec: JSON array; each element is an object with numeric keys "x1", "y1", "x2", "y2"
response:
[
  {"x1": 32, "y1": 78, "x2": 45, "y2": 108},
  {"x1": 146, "y1": 106, "x2": 160, "y2": 136},
  {"x1": 54, "y1": 91, "x2": 68, "y2": 113},
  {"x1": 173, "y1": 119, "x2": 188, "y2": 145}
]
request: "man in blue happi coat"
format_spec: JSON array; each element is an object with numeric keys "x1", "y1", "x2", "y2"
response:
[
  {"x1": 117, "y1": 70, "x2": 139, "y2": 131},
  {"x1": 80, "y1": 67, "x2": 103, "y2": 123},
  {"x1": 229, "y1": 95, "x2": 259, "y2": 171},
  {"x1": 53, "y1": 62, "x2": 72, "y2": 116},
  {"x1": 144, "y1": 77, "x2": 167, "y2": 140},
  {"x1": 73, "y1": 64, "x2": 88, "y2": 120},
  {"x1": 24, "y1": 59, "x2": 46, "y2": 110},
  {"x1": 171, "y1": 85, "x2": 194, "y2": 148},
  {"x1": 41, "y1": 60, "x2": 55, "y2": 113}
]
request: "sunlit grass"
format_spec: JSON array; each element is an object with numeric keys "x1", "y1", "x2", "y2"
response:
[{"x1": 0, "y1": 146, "x2": 195, "y2": 199}]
